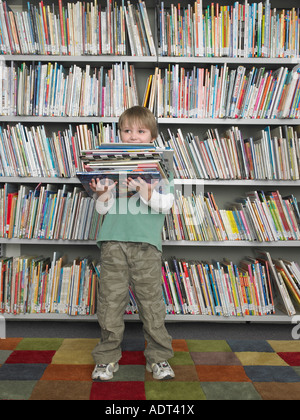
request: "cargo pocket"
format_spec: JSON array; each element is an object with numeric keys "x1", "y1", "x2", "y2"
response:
[
  {"x1": 97, "y1": 297, "x2": 108, "y2": 330},
  {"x1": 148, "y1": 300, "x2": 166, "y2": 329}
]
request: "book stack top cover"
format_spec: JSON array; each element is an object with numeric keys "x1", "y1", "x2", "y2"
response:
[{"x1": 76, "y1": 143, "x2": 172, "y2": 198}]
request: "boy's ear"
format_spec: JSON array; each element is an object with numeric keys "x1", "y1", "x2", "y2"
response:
[{"x1": 150, "y1": 138, "x2": 156, "y2": 143}]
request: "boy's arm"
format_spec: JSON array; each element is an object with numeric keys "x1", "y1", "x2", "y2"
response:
[
  {"x1": 140, "y1": 189, "x2": 174, "y2": 213},
  {"x1": 95, "y1": 194, "x2": 115, "y2": 215},
  {"x1": 126, "y1": 174, "x2": 175, "y2": 213}
]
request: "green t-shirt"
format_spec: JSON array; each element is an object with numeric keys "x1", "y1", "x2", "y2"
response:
[{"x1": 96, "y1": 177, "x2": 174, "y2": 252}]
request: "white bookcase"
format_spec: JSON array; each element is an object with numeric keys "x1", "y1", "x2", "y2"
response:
[{"x1": 1, "y1": 0, "x2": 300, "y2": 323}]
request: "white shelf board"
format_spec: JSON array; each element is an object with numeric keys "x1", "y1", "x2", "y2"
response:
[
  {"x1": 158, "y1": 118, "x2": 300, "y2": 125},
  {"x1": 163, "y1": 240, "x2": 300, "y2": 247},
  {"x1": 173, "y1": 179, "x2": 300, "y2": 186},
  {"x1": 3, "y1": 312, "x2": 295, "y2": 323},
  {"x1": 2, "y1": 177, "x2": 300, "y2": 187},
  {"x1": 2, "y1": 55, "x2": 157, "y2": 64},
  {"x1": 0, "y1": 117, "x2": 298, "y2": 125},
  {"x1": 2, "y1": 55, "x2": 300, "y2": 66},
  {"x1": 159, "y1": 57, "x2": 300, "y2": 65},
  {"x1": 0, "y1": 177, "x2": 79, "y2": 184},
  {"x1": 1, "y1": 239, "x2": 300, "y2": 247},
  {"x1": 0, "y1": 116, "x2": 119, "y2": 123},
  {"x1": 0, "y1": 238, "x2": 97, "y2": 245}
]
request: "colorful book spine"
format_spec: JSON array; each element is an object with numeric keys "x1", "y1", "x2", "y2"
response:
[
  {"x1": 163, "y1": 188, "x2": 300, "y2": 243},
  {"x1": 161, "y1": 125, "x2": 300, "y2": 181},
  {"x1": 0, "y1": 253, "x2": 99, "y2": 315},
  {"x1": 159, "y1": 1, "x2": 300, "y2": 58},
  {"x1": 0, "y1": 0, "x2": 155, "y2": 56},
  {"x1": 0, "y1": 61, "x2": 138, "y2": 118},
  {"x1": 144, "y1": 64, "x2": 300, "y2": 119}
]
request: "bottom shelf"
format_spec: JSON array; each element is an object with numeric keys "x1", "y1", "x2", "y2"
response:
[{"x1": 2, "y1": 310, "x2": 298, "y2": 323}]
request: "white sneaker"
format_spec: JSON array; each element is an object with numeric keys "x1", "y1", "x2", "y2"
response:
[
  {"x1": 146, "y1": 360, "x2": 175, "y2": 380},
  {"x1": 92, "y1": 362, "x2": 119, "y2": 381}
]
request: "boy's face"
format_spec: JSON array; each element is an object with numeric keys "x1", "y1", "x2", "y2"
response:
[{"x1": 120, "y1": 120, "x2": 155, "y2": 144}]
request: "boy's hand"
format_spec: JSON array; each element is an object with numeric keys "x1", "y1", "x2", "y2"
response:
[
  {"x1": 89, "y1": 178, "x2": 117, "y2": 201},
  {"x1": 125, "y1": 177, "x2": 158, "y2": 201}
]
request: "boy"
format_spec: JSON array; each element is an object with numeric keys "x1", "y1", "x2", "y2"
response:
[{"x1": 90, "y1": 106, "x2": 175, "y2": 381}]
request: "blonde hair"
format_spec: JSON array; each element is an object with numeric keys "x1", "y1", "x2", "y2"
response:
[{"x1": 118, "y1": 106, "x2": 158, "y2": 140}]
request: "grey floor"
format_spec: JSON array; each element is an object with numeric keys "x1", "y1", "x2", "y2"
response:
[{"x1": 6, "y1": 320, "x2": 296, "y2": 341}]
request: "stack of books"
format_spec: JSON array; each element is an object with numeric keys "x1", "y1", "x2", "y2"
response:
[{"x1": 77, "y1": 143, "x2": 171, "y2": 198}]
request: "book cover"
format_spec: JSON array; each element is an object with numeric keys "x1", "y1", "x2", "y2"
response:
[{"x1": 76, "y1": 170, "x2": 163, "y2": 199}]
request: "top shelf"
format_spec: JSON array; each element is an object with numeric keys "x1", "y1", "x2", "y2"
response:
[{"x1": 1, "y1": 55, "x2": 300, "y2": 66}]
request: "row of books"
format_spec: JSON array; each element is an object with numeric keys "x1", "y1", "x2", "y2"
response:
[
  {"x1": 0, "y1": 123, "x2": 122, "y2": 178},
  {"x1": 159, "y1": 0, "x2": 300, "y2": 58},
  {"x1": 0, "y1": 183, "x2": 102, "y2": 240},
  {"x1": 1, "y1": 121, "x2": 300, "y2": 181},
  {"x1": 162, "y1": 125, "x2": 300, "y2": 180},
  {"x1": 2, "y1": 61, "x2": 300, "y2": 119},
  {"x1": 0, "y1": 61, "x2": 138, "y2": 117},
  {"x1": 144, "y1": 64, "x2": 300, "y2": 119},
  {"x1": 1, "y1": 0, "x2": 299, "y2": 59},
  {"x1": 0, "y1": 253, "x2": 99, "y2": 315},
  {"x1": 159, "y1": 252, "x2": 300, "y2": 316},
  {"x1": 0, "y1": 0, "x2": 155, "y2": 56},
  {"x1": 2, "y1": 251, "x2": 299, "y2": 317},
  {"x1": 163, "y1": 189, "x2": 300, "y2": 242},
  {"x1": 2, "y1": 179, "x2": 299, "y2": 243}
]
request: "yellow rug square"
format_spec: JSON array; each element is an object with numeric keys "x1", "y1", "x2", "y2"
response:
[
  {"x1": 267, "y1": 340, "x2": 300, "y2": 353},
  {"x1": 235, "y1": 352, "x2": 289, "y2": 366},
  {"x1": 58, "y1": 339, "x2": 98, "y2": 350},
  {"x1": 51, "y1": 349, "x2": 95, "y2": 365}
]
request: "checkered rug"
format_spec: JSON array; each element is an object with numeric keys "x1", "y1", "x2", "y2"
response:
[{"x1": 1, "y1": 338, "x2": 300, "y2": 400}]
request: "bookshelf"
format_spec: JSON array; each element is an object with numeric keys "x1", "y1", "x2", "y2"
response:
[{"x1": 1, "y1": 0, "x2": 300, "y2": 322}]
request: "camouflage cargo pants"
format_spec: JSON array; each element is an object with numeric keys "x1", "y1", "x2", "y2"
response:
[{"x1": 92, "y1": 241, "x2": 174, "y2": 365}]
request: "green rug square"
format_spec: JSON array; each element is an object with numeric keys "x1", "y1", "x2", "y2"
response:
[
  {"x1": 109, "y1": 365, "x2": 145, "y2": 382},
  {"x1": 186, "y1": 340, "x2": 232, "y2": 353},
  {"x1": 169, "y1": 351, "x2": 194, "y2": 366},
  {"x1": 145, "y1": 381, "x2": 206, "y2": 400},
  {"x1": 16, "y1": 338, "x2": 64, "y2": 351},
  {"x1": 0, "y1": 380, "x2": 37, "y2": 400},
  {"x1": 201, "y1": 382, "x2": 262, "y2": 400}
]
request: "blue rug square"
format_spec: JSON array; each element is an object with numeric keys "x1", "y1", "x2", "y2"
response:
[
  {"x1": 0, "y1": 363, "x2": 48, "y2": 381},
  {"x1": 227, "y1": 340, "x2": 275, "y2": 353},
  {"x1": 244, "y1": 366, "x2": 300, "y2": 383}
]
